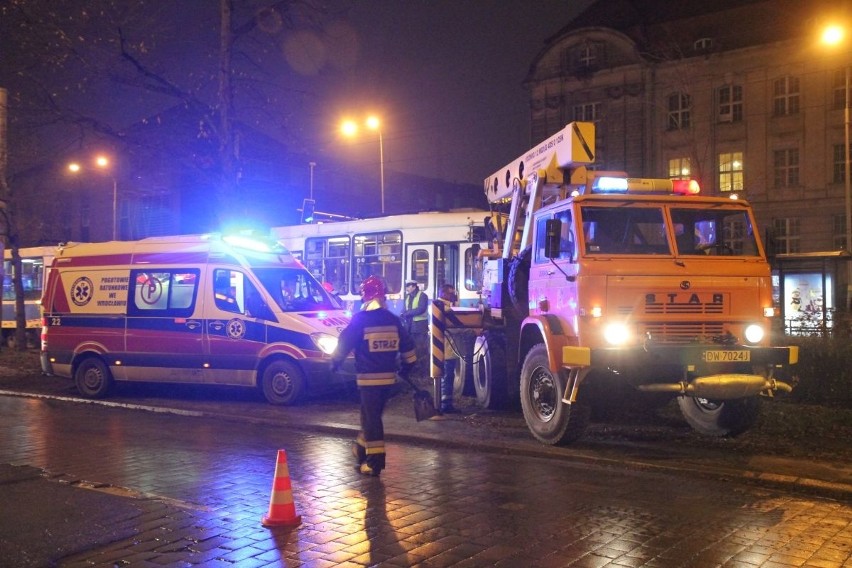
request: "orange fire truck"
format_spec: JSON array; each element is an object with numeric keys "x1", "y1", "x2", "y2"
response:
[{"x1": 443, "y1": 122, "x2": 797, "y2": 445}]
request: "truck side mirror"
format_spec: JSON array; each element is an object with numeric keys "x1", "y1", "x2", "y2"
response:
[{"x1": 544, "y1": 219, "x2": 561, "y2": 259}]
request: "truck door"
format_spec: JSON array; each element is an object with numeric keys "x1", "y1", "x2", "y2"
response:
[
  {"x1": 531, "y1": 207, "x2": 578, "y2": 318},
  {"x1": 203, "y1": 267, "x2": 268, "y2": 386}
]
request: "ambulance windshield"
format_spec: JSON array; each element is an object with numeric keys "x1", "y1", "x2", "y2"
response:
[{"x1": 253, "y1": 268, "x2": 342, "y2": 312}]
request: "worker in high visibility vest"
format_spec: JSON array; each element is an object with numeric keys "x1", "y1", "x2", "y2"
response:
[{"x1": 400, "y1": 279, "x2": 429, "y2": 366}]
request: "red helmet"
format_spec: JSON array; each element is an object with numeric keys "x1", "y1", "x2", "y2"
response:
[{"x1": 360, "y1": 276, "x2": 386, "y2": 303}]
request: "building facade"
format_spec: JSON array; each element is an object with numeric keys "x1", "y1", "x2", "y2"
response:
[{"x1": 525, "y1": 0, "x2": 852, "y2": 317}]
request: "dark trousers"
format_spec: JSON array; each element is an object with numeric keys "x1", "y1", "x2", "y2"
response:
[
  {"x1": 441, "y1": 358, "x2": 457, "y2": 411},
  {"x1": 356, "y1": 385, "x2": 392, "y2": 471}
]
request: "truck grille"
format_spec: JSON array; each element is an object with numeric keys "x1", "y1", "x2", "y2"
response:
[{"x1": 641, "y1": 322, "x2": 725, "y2": 343}]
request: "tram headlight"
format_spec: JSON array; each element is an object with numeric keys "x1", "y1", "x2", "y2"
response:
[
  {"x1": 744, "y1": 324, "x2": 764, "y2": 344},
  {"x1": 603, "y1": 323, "x2": 631, "y2": 346}
]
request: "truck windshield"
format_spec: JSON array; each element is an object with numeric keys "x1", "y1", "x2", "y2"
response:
[
  {"x1": 253, "y1": 268, "x2": 342, "y2": 312},
  {"x1": 581, "y1": 206, "x2": 669, "y2": 255},
  {"x1": 670, "y1": 207, "x2": 759, "y2": 257}
]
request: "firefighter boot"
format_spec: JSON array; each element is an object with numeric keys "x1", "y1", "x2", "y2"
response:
[{"x1": 351, "y1": 440, "x2": 366, "y2": 466}]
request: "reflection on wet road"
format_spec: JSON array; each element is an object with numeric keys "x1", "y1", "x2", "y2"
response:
[{"x1": 1, "y1": 396, "x2": 849, "y2": 566}]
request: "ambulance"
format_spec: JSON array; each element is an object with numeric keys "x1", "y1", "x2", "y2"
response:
[{"x1": 40, "y1": 234, "x2": 352, "y2": 404}]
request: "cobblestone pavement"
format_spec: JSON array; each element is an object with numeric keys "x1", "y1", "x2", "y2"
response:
[{"x1": 0, "y1": 395, "x2": 850, "y2": 567}]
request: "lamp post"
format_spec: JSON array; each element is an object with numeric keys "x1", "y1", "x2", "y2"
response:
[
  {"x1": 309, "y1": 161, "x2": 316, "y2": 200},
  {"x1": 68, "y1": 154, "x2": 118, "y2": 240},
  {"x1": 341, "y1": 116, "x2": 385, "y2": 214},
  {"x1": 822, "y1": 23, "x2": 852, "y2": 310}
]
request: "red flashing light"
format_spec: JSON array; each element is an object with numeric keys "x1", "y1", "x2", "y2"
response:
[{"x1": 672, "y1": 179, "x2": 700, "y2": 195}]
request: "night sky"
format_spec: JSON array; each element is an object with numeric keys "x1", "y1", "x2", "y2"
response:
[
  {"x1": 304, "y1": 0, "x2": 596, "y2": 186},
  {"x1": 2, "y1": 0, "x2": 595, "y2": 188}
]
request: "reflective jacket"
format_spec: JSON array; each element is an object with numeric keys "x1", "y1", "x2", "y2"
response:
[
  {"x1": 403, "y1": 290, "x2": 428, "y2": 323},
  {"x1": 332, "y1": 301, "x2": 417, "y2": 387}
]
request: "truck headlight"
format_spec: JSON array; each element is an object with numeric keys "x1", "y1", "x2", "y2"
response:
[
  {"x1": 312, "y1": 333, "x2": 339, "y2": 355},
  {"x1": 603, "y1": 323, "x2": 630, "y2": 346},
  {"x1": 744, "y1": 324, "x2": 764, "y2": 344}
]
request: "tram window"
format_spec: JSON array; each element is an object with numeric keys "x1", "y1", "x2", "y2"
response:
[
  {"x1": 410, "y1": 248, "x2": 429, "y2": 287},
  {"x1": 305, "y1": 236, "x2": 350, "y2": 296},
  {"x1": 436, "y1": 244, "x2": 458, "y2": 291},
  {"x1": 353, "y1": 231, "x2": 402, "y2": 294},
  {"x1": 464, "y1": 246, "x2": 482, "y2": 291}
]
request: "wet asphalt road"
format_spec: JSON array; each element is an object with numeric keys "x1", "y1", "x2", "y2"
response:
[{"x1": 0, "y1": 393, "x2": 850, "y2": 567}]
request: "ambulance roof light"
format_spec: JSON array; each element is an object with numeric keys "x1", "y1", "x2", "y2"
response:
[{"x1": 222, "y1": 234, "x2": 280, "y2": 253}]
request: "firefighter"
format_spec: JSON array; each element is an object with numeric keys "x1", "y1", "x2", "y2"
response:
[
  {"x1": 400, "y1": 279, "x2": 428, "y2": 364},
  {"x1": 436, "y1": 283, "x2": 458, "y2": 413},
  {"x1": 331, "y1": 276, "x2": 417, "y2": 477}
]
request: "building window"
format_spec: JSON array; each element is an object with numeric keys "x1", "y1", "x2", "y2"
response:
[
  {"x1": 667, "y1": 92, "x2": 691, "y2": 130},
  {"x1": 773, "y1": 218, "x2": 800, "y2": 254},
  {"x1": 833, "y1": 143, "x2": 850, "y2": 184},
  {"x1": 835, "y1": 214, "x2": 848, "y2": 250},
  {"x1": 773, "y1": 76, "x2": 799, "y2": 116},
  {"x1": 573, "y1": 102, "x2": 601, "y2": 122},
  {"x1": 668, "y1": 157, "x2": 692, "y2": 179},
  {"x1": 773, "y1": 148, "x2": 799, "y2": 188},
  {"x1": 832, "y1": 69, "x2": 847, "y2": 111},
  {"x1": 694, "y1": 37, "x2": 713, "y2": 51},
  {"x1": 718, "y1": 84, "x2": 743, "y2": 122},
  {"x1": 718, "y1": 151, "x2": 743, "y2": 192},
  {"x1": 574, "y1": 42, "x2": 603, "y2": 69}
]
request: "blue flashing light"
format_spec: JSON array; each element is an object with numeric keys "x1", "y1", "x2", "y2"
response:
[
  {"x1": 222, "y1": 234, "x2": 272, "y2": 252},
  {"x1": 592, "y1": 176, "x2": 629, "y2": 193}
]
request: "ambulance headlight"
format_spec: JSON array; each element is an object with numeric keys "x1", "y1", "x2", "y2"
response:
[
  {"x1": 312, "y1": 333, "x2": 339, "y2": 355},
  {"x1": 603, "y1": 323, "x2": 631, "y2": 346},
  {"x1": 744, "y1": 324, "x2": 764, "y2": 344}
]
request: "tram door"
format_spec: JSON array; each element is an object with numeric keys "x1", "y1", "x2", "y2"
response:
[{"x1": 405, "y1": 243, "x2": 460, "y2": 303}]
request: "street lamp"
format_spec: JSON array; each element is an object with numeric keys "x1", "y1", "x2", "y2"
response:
[
  {"x1": 68, "y1": 154, "x2": 118, "y2": 240},
  {"x1": 340, "y1": 116, "x2": 385, "y2": 214},
  {"x1": 822, "y1": 23, "x2": 852, "y2": 309}
]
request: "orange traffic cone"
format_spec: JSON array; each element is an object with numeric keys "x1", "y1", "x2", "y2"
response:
[{"x1": 261, "y1": 449, "x2": 302, "y2": 527}]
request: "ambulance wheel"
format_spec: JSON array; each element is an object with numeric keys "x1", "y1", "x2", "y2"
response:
[
  {"x1": 74, "y1": 357, "x2": 113, "y2": 399},
  {"x1": 472, "y1": 332, "x2": 508, "y2": 409},
  {"x1": 677, "y1": 396, "x2": 759, "y2": 437},
  {"x1": 520, "y1": 344, "x2": 589, "y2": 446},
  {"x1": 261, "y1": 359, "x2": 305, "y2": 405}
]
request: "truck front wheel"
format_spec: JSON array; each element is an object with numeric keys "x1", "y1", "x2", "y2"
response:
[
  {"x1": 261, "y1": 360, "x2": 306, "y2": 405},
  {"x1": 520, "y1": 344, "x2": 589, "y2": 445},
  {"x1": 677, "y1": 396, "x2": 759, "y2": 437}
]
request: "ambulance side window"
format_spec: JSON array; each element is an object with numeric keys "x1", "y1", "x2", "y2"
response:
[
  {"x1": 212, "y1": 269, "x2": 267, "y2": 318},
  {"x1": 129, "y1": 269, "x2": 198, "y2": 318}
]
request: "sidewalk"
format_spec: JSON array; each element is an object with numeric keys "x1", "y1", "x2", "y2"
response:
[{"x1": 1, "y1": 374, "x2": 850, "y2": 501}]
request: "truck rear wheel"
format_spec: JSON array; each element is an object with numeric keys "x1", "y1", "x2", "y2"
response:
[
  {"x1": 677, "y1": 396, "x2": 759, "y2": 437},
  {"x1": 454, "y1": 330, "x2": 475, "y2": 396},
  {"x1": 261, "y1": 359, "x2": 306, "y2": 405},
  {"x1": 520, "y1": 344, "x2": 589, "y2": 445},
  {"x1": 472, "y1": 332, "x2": 508, "y2": 409},
  {"x1": 74, "y1": 357, "x2": 113, "y2": 399}
]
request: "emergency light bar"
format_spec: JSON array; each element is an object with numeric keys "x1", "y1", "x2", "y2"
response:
[{"x1": 590, "y1": 177, "x2": 700, "y2": 195}]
